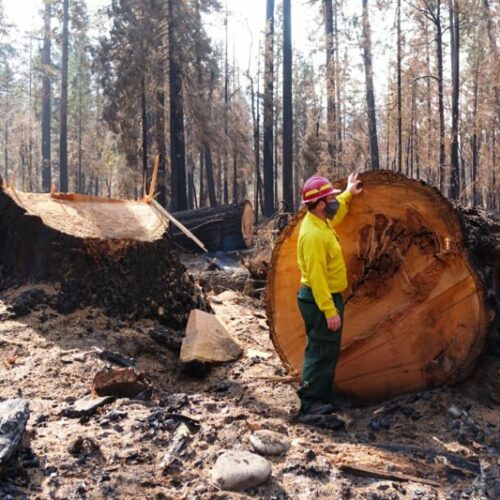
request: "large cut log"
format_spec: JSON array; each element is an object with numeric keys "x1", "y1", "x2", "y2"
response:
[
  {"x1": 267, "y1": 171, "x2": 500, "y2": 402},
  {"x1": 0, "y1": 189, "x2": 209, "y2": 327},
  {"x1": 170, "y1": 201, "x2": 254, "y2": 251}
]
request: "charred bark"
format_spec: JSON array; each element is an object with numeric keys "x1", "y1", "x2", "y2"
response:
[
  {"x1": 141, "y1": 75, "x2": 148, "y2": 191},
  {"x1": 41, "y1": 1, "x2": 52, "y2": 193},
  {"x1": 282, "y1": 0, "x2": 294, "y2": 210},
  {"x1": 59, "y1": 0, "x2": 69, "y2": 193},
  {"x1": 362, "y1": 0, "x2": 380, "y2": 170},
  {"x1": 170, "y1": 201, "x2": 254, "y2": 252},
  {"x1": 449, "y1": 0, "x2": 460, "y2": 199},
  {"x1": 263, "y1": 0, "x2": 275, "y2": 217},
  {"x1": 396, "y1": 0, "x2": 402, "y2": 173},
  {"x1": 324, "y1": 0, "x2": 337, "y2": 164},
  {"x1": 168, "y1": 0, "x2": 187, "y2": 212}
]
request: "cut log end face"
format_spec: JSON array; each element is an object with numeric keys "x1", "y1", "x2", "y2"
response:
[
  {"x1": 267, "y1": 171, "x2": 490, "y2": 402},
  {"x1": 241, "y1": 201, "x2": 255, "y2": 248},
  {"x1": 171, "y1": 201, "x2": 255, "y2": 251}
]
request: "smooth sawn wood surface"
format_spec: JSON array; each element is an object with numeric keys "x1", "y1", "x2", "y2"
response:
[{"x1": 266, "y1": 171, "x2": 489, "y2": 401}]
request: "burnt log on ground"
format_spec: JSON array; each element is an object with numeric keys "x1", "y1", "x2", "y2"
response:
[
  {"x1": 170, "y1": 201, "x2": 254, "y2": 251},
  {"x1": 267, "y1": 170, "x2": 500, "y2": 402},
  {"x1": 0, "y1": 189, "x2": 209, "y2": 328},
  {"x1": 242, "y1": 213, "x2": 293, "y2": 280}
]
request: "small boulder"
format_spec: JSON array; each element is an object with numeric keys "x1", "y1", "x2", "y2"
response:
[
  {"x1": 212, "y1": 450, "x2": 271, "y2": 491},
  {"x1": 180, "y1": 309, "x2": 242, "y2": 364},
  {"x1": 249, "y1": 430, "x2": 290, "y2": 456}
]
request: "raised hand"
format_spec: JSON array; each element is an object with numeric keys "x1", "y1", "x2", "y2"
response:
[{"x1": 347, "y1": 173, "x2": 363, "y2": 196}]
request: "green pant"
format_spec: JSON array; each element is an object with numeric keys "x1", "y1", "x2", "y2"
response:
[{"x1": 297, "y1": 287, "x2": 344, "y2": 412}]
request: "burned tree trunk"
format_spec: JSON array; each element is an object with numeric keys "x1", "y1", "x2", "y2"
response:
[
  {"x1": 263, "y1": 0, "x2": 275, "y2": 217},
  {"x1": 0, "y1": 189, "x2": 209, "y2": 328},
  {"x1": 168, "y1": 0, "x2": 187, "y2": 212},
  {"x1": 59, "y1": 0, "x2": 69, "y2": 193},
  {"x1": 362, "y1": 0, "x2": 380, "y2": 170},
  {"x1": 41, "y1": 1, "x2": 52, "y2": 193},
  {"x1": 266, "y1": 171, "x2": 500, "y2": 401},
  {"x1": 171, "y1": 201, "x2": 254, "y2": 252}
]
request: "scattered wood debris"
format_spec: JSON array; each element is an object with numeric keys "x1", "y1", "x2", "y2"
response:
[{"x1": 92, "y1": 368, "x2": 151, "y2": 399}]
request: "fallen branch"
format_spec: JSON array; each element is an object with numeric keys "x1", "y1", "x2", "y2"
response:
[
  {"x1": 249, "y1": 374, "x2": 300, "y2": 384},
  {"x1": 151, "y1": 200, "x2": 207, "y2": 253},
  {"x1": 370, "y1": 443, "x2": 480, "y2": 475},
  {"x1": 339, "y1": 463, "x2": 441, "y2": 487}
]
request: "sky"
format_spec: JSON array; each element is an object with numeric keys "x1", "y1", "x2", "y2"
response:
[
  {"x1": 4, "y1": 0, "x2": 106, "y2": 31},
  {"x1": 3, "y1": 0, "x2": 376, "y2": 61},
  {"x1": 3, "y1": 0, "x2": 395, "y2": 99},
  {"x1": 4, "y1": 0, "x2": 324, "y2": 57}
]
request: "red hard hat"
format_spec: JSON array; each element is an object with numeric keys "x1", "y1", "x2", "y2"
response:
[{"x1": 301, "y1": 176, "x2": 341, "y2": 204}]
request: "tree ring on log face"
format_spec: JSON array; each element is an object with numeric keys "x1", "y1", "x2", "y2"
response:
[
  {"x1": 266, "y1": 171, "x2": 489, "y2": 402},
  {"x1": 6, "y1": 191, "x2": 167, "y2": 241}
]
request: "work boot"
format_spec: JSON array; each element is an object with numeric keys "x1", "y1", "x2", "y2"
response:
[
  {"x1": 291, "y1": 402, "x2": 335, "y2": 422},
  {"x1": 294, "y1": 411, "x2": 346, "y2": 430},
  {"x1": 306, "y1": 402, "x2": 337, "y2": 415}
]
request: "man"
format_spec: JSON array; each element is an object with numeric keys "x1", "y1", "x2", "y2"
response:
[{"x1": 296, "y1": 173, "x2": 363, "y2": 415}]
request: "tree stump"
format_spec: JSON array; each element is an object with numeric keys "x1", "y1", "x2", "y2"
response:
[
  {"x1": 171, "y1": 201, "x2": 254, "y2": 251},
  {"x1": 0, "y1": 189, "x2": 209, "y2": 327},
  {"x1": 267, "y1": 171, "x2": 500, "y2": 401}
]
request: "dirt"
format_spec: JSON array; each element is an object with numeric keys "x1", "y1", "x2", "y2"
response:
[
  {"x1": 1, "y1": 265, "x2": 500, "y2": 499},
  {"x1": 5, "y1": 190, "x2": 166, "y2": 241}
]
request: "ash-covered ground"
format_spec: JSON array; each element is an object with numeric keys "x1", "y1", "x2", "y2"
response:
[{"x1": 1, "y1": 257, "x2": 499, "y2": 499}]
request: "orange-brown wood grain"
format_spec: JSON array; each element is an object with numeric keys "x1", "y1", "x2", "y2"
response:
[{"x1": 267, "y1": 171, "x2": 489, "y2": 402}]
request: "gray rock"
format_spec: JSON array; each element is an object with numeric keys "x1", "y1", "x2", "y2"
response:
[
  {"x1": 61, "y1": 395, "x2": 114, "y2": 418},
  {"x1": 249, "y1": 430, "x2": 290, "y2": 456},
  {"x1": 212, "y1": 450, "x2": 272, "y2": 491},
  {"x1": 0, "y1": 399, "x2": 30, "y2": 468},
  {"x1": 448, "y1": 405, "x2": 464, "y2": 418}
]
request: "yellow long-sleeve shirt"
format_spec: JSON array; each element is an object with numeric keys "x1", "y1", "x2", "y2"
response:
[{"x1": 297, "y1": 191, "x2": 352, "y2": 318}]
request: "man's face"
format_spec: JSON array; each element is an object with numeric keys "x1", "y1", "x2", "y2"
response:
[
  {"x1": 319, "y1": 194, "x2": 336, "y2": 211},
  {"x1": 321, "y1": 195, "x2": 340, "y2": 219}
]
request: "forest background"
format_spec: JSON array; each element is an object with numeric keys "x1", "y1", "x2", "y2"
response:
[{"x1": 0, "y1": 0, "x2": 498, "y2": 218}]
